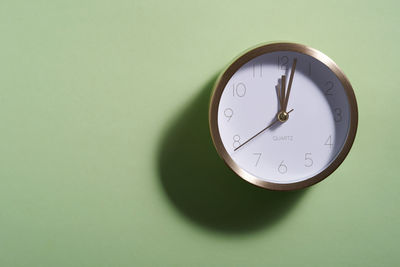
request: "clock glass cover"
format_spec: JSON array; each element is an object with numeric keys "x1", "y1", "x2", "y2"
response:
[{"x1": 209, "y1": 43, "x2": 358, "y2": 190}]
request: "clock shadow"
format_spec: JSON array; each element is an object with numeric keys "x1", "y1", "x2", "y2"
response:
[{"x1": 157, "y1": 75, "x2": 308, "y2": 234}]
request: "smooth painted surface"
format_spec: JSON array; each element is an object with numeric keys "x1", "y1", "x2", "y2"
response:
[{"x1": 0, "y1": 0, "x2": 399, "y2": 266}]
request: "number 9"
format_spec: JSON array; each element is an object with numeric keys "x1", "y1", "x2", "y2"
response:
[{"x1": 224, "y1": 108, "x2": 233, "y2": 121}]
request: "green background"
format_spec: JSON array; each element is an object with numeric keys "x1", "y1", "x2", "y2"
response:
[{"x1": 0, "y1": 0, "x2": 399, "y2": 266}]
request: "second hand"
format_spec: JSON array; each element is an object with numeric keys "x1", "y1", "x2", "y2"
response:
[{"x1": 234, "y1": 109, "x2": 294, "y2": 152}]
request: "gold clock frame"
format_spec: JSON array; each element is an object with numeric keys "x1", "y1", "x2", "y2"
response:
[{"x1": 209, "y1": 42, "x2": 358, "y2": 191}]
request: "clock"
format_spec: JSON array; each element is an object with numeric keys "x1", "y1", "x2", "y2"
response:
[{"x1": 209, "y1": 42, "x2": 358, "y2": 190}]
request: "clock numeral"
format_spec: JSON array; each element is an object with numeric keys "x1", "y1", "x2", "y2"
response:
[
  {"x1": 252, "y1": 63, "x2": 262, "y2": 77},
  {"x1": 233, "y1": 135, "x2": 241, "y2": 149},
  {"x1": 278, "y1": 56, "x2": 289, "y2": 70},
  {"x1": 325, "y1": 135, "x2": 333, "y2": 149},
  {"x1": 325, "y1": 81, "x2": 334, "y2": 95},
  {"x1": 334, "y1": 108, "x2": 342, "y2": 122},
  {"x1": 232, "y1": 83, "x2": 246, "y2": 97},
  {"x1": 304, "y1": 153, "x2": 313, "y2": 167},
  {"x1": 278, "y1": 160, "x2": 287, "y2": 174},
  {"x1": 224, "y1": 108, "x2": 233, "y2": 121},
  {"x1": 253, "y1": 153, "x2": 262, "y2": 167}
]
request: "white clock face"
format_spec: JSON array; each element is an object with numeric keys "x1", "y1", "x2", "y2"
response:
[{"x1": 217, "y1": 51, "x2": 351, "y2": 184}]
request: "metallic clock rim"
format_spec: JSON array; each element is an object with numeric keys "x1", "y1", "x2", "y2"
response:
[{"x1": 208, "y1": 42, "x2": 358, "y2": 191}]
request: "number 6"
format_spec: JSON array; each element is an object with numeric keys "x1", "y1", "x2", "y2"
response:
[{"x1": 278, "y1": 160, "x2": 287, "y2": 174}]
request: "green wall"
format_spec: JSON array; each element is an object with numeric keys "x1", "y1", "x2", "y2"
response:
[{"x1": 0, "y1": 0, "x2": 399, "y2": 266}]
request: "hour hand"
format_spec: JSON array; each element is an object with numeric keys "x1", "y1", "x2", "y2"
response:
[
  {"x1": 279, "y1": 75, "x2": 286, "y2": 111},
  {"x1": 282, "y1": 58, "x2": 297, "y2": 111}
]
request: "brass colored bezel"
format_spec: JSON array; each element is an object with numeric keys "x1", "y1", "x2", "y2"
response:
[{"x1": 209, "y1": 42, "x2": 358, "y2": 191}]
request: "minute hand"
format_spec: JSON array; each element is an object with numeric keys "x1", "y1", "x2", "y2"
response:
[{"x1": 282, "y1": 58, "x2": 297, "y2": 111}]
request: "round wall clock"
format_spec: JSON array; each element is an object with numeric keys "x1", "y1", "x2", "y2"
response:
[{"x1": 209, "y1": 42, "x2": 358, "y2": 190}]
